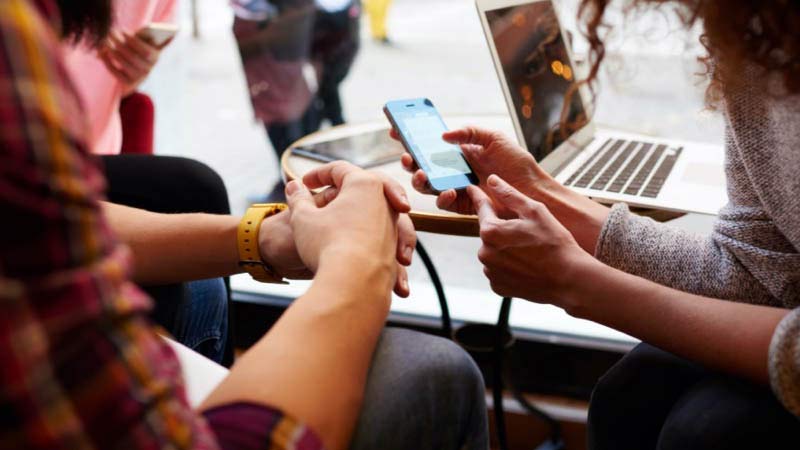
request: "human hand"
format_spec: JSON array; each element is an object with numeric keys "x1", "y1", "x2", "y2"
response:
[
  {"x1": 259, "y1": 174, "x2": 416, "y2": 296},
  {"x1": 302, "y1": 160, "x2": 415, "y2": 265},
  {"x1": 285, "y1": 162, "x2": 415, "y2": 298},
  {"x1": 392, "y1": 125, "x2": 610, "y2": 252},
  {"x1": 99, "y1": 30, "x2": 165, "y2": 91},
  {"x1": 471, "y1": 174, "x2": 594, "y2": 313},
  {"x1": 392, "y1": 125, "x2": 555, "y2": 215},
  {"x1": 258, "y1": 188, "x2": 339, "y2": 281}
]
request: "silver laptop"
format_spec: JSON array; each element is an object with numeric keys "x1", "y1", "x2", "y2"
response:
[{"x1": 476, "y1": 0, "x2": 727, "y2": 215}]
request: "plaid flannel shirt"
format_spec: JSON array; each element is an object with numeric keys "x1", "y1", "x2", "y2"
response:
[{"x1": 0, "y1": 1, "x2": 322, "y2": 449}]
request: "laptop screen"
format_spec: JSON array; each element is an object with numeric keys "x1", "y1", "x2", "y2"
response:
[{"x1": 484, "y1": 1, "x2": 589, "y2": 161}]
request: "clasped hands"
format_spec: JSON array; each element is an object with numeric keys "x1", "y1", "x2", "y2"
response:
[{"x1": 259, "y1": 161, "x2": 415, "y2": 299}]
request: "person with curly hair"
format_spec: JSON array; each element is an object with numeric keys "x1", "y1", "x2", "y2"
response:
[
  {"x1": 400, "y1": 1, "x2": 800, "y2": 448},
  {"x1": 0, "y1": 1, "x2": 489, "y2": 449}
]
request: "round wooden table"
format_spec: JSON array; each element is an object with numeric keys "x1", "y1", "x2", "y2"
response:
[
  {"x1": 281, "y1": 115, "x2": 518, "y2": 237},
  {"x1": 281, "y1": 115, "x2": 682, "y2": 235}
]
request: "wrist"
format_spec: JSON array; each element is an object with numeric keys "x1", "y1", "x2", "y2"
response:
[
  {"x1": 527, "y1": 178, "x2": 610, "y2": 254},
  {"x1": 558, "y1": 254, "x2": 609, "y2": 319},
  {"x1": 257, "y1": 214, "x2": 283, "y2": 272},
  {"x1": 317, "y1": 245, "x2": 395, "y2": 301},
  {"x1": 319, "y1": 244, "x2": 395, "y2": 280}
]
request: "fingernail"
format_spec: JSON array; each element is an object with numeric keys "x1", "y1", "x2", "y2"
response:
[
  {"x1": 487, "y1": 175, "x2": 499, "y2": 187},
  {"x1": 403, "y1": 245, "x2": 413, "y2": 261},
  {"x1": 324, "y1": 187, "x2": 338, "y2": 202},
  {"x1": 285, "y1": 180, "x2": 299, "y2": 196},
  {"x1": 402, "y1": 276, "x2": 409, "y2": 292}
]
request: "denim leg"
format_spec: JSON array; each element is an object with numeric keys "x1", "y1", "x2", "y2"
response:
[
  {"x1": 350, "y1": 328, "x2": 489, "y2": 450},
  {"x1": 172, "y1": 278, "x2": 228, "y2": 364}
]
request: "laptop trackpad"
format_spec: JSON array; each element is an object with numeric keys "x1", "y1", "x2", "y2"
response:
[{"x1": 681, "y1": 163, "x2": 725, "y2": 187}]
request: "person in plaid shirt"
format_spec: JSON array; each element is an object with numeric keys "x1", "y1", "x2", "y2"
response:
[{"x1": 0, "y1": 1, "x2": 489, "y2": 449}]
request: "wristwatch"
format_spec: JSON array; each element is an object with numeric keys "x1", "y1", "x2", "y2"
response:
[{"x1": 238, "y1": 203, "x2": 289, "y2": 284}]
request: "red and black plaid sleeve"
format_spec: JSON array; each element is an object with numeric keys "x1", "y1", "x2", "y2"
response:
[
  {"x1": 0, "y1": 1, "x2": 219, "y2": 448},
  {"x1": 0, "y1": 2, "x2": 326, "y2": 449}
]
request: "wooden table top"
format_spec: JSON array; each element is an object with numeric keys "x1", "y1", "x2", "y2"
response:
[
  {"x1": 281, "y1": 115, "x2": 684, "y2": 236},
  {"x1": 282, "y1": 116, "x2": 518, "y2": 236}
]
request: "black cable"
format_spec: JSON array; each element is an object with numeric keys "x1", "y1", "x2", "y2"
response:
[
  {"x1": 415, "y1": 241, "x2": 452, "y2": 337},
  {"x1": 498, "y1": 296, "x2": 512, "y2": 330},
  {"x1": 493, "y1": 341, "x2": 510, "y2": 450}
]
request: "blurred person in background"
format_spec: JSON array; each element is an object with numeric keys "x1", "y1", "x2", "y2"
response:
[
  {"x1": 63, "y1": 0, "x2": 175, "y2": 156},
  {"x1": 62, "y1": 0, "x2": 232, "y2": 363},
  {"x1": 232, "y1": 0, "x2": 361, "y2": 202},
  {"x1": 308, "y1": 0, "x2": 361, "y2": 130},
  {"x1": 364, "y1": 0, "x2": 392, "y2": 44}
]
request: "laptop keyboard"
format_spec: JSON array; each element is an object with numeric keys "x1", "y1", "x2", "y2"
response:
[{"x1": 564, "y1": 138, "x2": 683, "y2": 199}]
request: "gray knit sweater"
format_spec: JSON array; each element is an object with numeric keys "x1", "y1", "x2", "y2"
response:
[{"x1": 594, "y1": 73, "x2": 800, "y2": 417}]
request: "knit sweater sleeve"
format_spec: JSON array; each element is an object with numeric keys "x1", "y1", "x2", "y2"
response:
[
  {"x1": 769, "y1": 308, "x2": 800, "y2": 417},
  {"x1": 594, "y1": 125, "x2": 800, "y2": 307},
  {"x1": 595, "y1": 201, "x2": 800, "y2": 305}
]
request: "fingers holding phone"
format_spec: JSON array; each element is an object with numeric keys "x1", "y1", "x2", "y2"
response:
[
  {"x1": 389, "y1": 112, "x2": 553, "y2": 217},
  {"x1": 138, "y1": 23, "x2": 179, "y2": 48},
  {"x1": 388, "y1": 114, "x2": 481, "y2": 216},
  {"x1": 99, "y1": 23, "x2": 177, "y2": 91},
  {"x1": 384, "y1": 98, "x2": 479, "y2": 195}
]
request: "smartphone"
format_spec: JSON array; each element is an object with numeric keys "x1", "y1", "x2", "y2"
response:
[
  {"x1": 137, "y1": 22, "x2": 179, "y2": 47},
  {"x1": 383, "y1": 98, "x2": 478, "y2": 193}
]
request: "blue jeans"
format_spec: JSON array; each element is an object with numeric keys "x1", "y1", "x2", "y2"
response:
[
  {"x1": 171, "y1": 278, "x2": 228, "y2": 364},
  {"x1": 351, "y1": 328, "x2": 489, "y2": 450}
]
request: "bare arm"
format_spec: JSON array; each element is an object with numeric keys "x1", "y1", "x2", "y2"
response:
[
  {"x1": 102, "y1": 202, "x2": 241, "y2": 284},
  {"x1": 200, "y1": 251, "x2": 393, "y2": 450},
  {"x1": 200, "y1": 164, "x2": 403, "y2": 450},
  {"x1": 568, "y1": 258, "x2": 788, "y2": 383},
  {"x1": 101, "y1": 168, "x2": 416, "y2": 287}
]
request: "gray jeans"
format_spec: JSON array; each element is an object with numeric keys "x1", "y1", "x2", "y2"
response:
[{"x1": 351, "y1": 328, "x2": 489, "y2": 450}]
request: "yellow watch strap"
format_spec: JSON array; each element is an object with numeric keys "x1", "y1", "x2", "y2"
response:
[{"x1": 238, "y1": 203, "x2": 288, "y2": 284}]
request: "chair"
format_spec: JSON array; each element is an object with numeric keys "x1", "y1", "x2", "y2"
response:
[{"x1": 119, "y1": 92, "x2": 155, "y2": 155}]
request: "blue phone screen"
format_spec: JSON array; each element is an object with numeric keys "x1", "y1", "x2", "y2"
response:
[{"x1": 387, "y1": 100, "x2": 473, "y2": 180}]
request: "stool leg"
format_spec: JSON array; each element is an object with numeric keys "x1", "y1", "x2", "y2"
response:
[
  {"x1": 493, "y1": 339, "x2": 509, "y2": 450},
  {"x1": 492, "y1": 297, "x2": 513, "y2": 450},
  {"x1": 415, "y1": 241, "x2": 452, "y2": 337}
]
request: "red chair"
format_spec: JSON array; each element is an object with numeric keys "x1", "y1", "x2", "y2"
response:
[{"x1": 119, "y1": 92, "x2": 155, "y2": 155}]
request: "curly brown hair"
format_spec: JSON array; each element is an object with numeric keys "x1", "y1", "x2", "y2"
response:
[{"x1": 577, "y1": 0, "x2": 800, "y2": 106}]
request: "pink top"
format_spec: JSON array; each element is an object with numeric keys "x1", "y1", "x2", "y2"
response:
[{"x1": 63, "y1": 0, "x2": 177, "y2": 155}]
